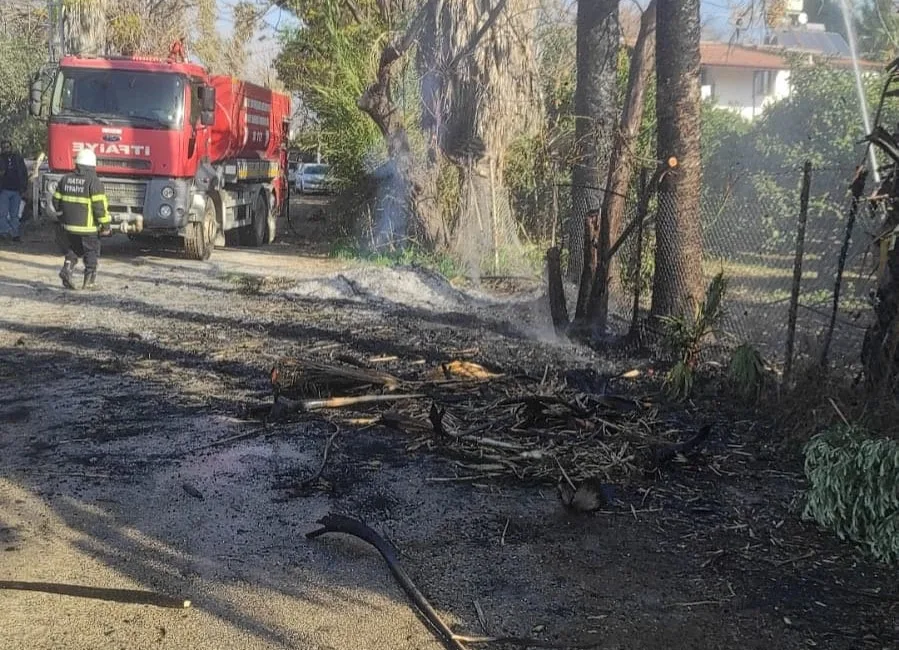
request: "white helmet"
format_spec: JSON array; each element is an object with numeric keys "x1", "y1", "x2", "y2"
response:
[{"x1": 75, "y1": 148, "x2": 97, "y2": 167}]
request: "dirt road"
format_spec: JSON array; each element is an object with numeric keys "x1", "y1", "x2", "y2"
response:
[{"x1": 0, "y1": 202, "x2": 895, "y2": 650}]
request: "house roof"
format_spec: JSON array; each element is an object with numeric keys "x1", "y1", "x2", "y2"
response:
[
  {"x1": 698, "y1": 41, "x2": 882, "y2": 72},
  {"x1": 700, "y1": 42, "x2": 788, "y2": 70}
]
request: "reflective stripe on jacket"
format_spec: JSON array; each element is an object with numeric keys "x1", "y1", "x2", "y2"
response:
[{"x1": 52, "y1": 171, "x2": 110, "y2": 235}]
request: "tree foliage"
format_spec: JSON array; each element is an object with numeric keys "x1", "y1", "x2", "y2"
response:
[
  {"x1": 275, "y1": 0, "x2": 386, "y2": 183},
  {"x1": 107, "y1": 0, "x2": 191, "y2": 57},
  {"x1": 503, "y1": 11, "x2": 577, "y2": 244},
  {"x1": 504, "y1": 17, "x2": 657, "y2": 252},
  {"x1": 702, "y1": 61, "x2": 899, "y2": 257},
  {"x1": 855, "y1": 0, "x2": 899, "y2": 62},
  {"x1": 0, "y1": 3, "x2": 48, "y2": 155}
]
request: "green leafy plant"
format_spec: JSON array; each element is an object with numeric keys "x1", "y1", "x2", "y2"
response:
[
  {"x1": 803, "y1": 424, "x2": 899, "y2": 565},
  {"x1": 728, "y1": 343, "x2": 766, "y2": 401},
  {"x1": 276, "y1": 0, "x2": 386, "y2": 183},
  {"x1": 660, "y1": 271, "x2": 728, "y2": 400}
]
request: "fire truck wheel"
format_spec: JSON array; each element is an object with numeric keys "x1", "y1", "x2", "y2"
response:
[
  {"x1": 184, "y1": 197, "x2": 217, "y2": 261},
  {"x1": 242, "y1": 192, "x2": 268, "y2": 247}
]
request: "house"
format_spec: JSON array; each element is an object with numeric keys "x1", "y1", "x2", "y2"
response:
[{"x1": 699, "y1": 32, "x2": 881, "y2": 121}]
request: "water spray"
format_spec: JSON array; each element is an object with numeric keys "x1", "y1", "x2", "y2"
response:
[{"x1": 838, "y1": 0, "x2": 880, "y2": 183}]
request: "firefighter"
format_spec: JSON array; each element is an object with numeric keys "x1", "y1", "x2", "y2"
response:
[{"x1": 51, "y1": 149, "x2": 111, "y2": 290}]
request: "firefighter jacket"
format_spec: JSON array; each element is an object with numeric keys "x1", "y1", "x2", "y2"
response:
[{"x1": 52, "y1": 170, "x2": 110, "y2": 235}]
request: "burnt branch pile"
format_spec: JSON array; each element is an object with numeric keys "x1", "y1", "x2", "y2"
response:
[{"x1": 265, "y1": 354, "x2": 710, "y2": 487}]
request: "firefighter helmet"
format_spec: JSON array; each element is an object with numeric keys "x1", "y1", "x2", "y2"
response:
[{"x1": 75, "y1": 149, "x2": 97, "y2": 167}]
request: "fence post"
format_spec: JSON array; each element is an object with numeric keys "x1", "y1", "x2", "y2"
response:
[
  {"x1": 784, "y1": 161, "x2": 812, "y2": 383},
  {"x1": 820, "y1": 165, "x2": 869, "y2": 369},
  {"x1": 628, "y1": 167, "x2": 649, "y2": 340}
]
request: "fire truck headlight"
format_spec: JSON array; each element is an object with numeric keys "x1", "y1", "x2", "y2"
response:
[
  {"x1": 159, "y1": 204, "x2": 173, "y2": 218},
  {"x1": 161, "y1": 186, "x2": 175, "y2": 200},
  {"x1": 47, "y1": 180, "x2": 58, "y2": 194}
]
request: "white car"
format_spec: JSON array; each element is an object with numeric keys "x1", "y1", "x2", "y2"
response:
[{"x1": 295, "y1": 163, "x2": 332, "y2": 194}]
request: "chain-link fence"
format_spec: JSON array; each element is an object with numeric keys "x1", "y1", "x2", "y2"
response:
[{"x1": 552, "y1": 160, "x2": 883, "y2": 374}]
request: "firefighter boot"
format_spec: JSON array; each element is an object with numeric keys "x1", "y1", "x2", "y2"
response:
[
  {"x1": 82, "y1": 270, "x2": 98, "y2": 290},
  {"x1": 59, "y1": 260, "x2": 77, "y2": 290}
]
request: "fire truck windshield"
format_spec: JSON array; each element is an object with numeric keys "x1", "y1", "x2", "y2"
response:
[{"x1": 51, "y1": 68, "x2": 185, "y2": 129}]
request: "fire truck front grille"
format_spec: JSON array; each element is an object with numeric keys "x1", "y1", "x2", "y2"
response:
[
  {"x1": 104, "y1": 181, "x2": 147, "y2": 208},
  {"x1": 97, "y1": 157, "x2": 151, "y2": 171}
]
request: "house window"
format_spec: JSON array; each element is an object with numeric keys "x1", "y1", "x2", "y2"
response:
[{"x1": 753, "y1": 70, "x2": 775, "y2": 96}]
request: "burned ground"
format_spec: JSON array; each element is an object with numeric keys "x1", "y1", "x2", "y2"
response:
[{"x1": 0, "y1": 201, "x2": 896, "y2": 650}]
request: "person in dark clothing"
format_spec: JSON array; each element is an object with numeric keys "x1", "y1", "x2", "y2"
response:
[
  {"x1": 0, "y1": 139, "x2": 28, "y2": 242},
  {"x1": 51, "y1": 149, "x2": 111, "y2": 290}
]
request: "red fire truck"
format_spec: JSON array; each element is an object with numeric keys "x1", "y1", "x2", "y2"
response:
[{"x1": 29, "y1": 45, "x2": 292, "y2": 260}]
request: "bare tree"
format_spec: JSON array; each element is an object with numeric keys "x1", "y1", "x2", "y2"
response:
[{"x1": 649, "y1": 0, "x2": 704, "y2": 318}]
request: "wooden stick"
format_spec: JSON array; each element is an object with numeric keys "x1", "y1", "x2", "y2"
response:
[
  {"x1": 454, "y1": 635, "x2": 601, "y2": 649},
  {"x1": 270, "y1": 393, "x2": 425, "y2": 420},
  {"x1": 301, "y1": 394, "x2": 426, "y2": 410},
  {"x1": 0, "y1": 581, "x2": 190, "y2": 608}
]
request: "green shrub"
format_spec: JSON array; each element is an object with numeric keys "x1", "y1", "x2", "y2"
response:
[
  {"x1": 728, "y1": 343, "x2": 766, "y2": 401},
  {"x1": 660, "y1": 271, "x2": 728, "y2": 400},
  {"x1": 803, "y1": 424, "x2": 899, "y2": 565}
]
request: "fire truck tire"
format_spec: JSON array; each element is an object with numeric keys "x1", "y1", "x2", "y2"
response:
[
  {"x1": 184, "y1": 197, "x2": 217, "y2": 261},
  {"x1": 242, "y1": 192, "x2": 268, "y2": 247}
]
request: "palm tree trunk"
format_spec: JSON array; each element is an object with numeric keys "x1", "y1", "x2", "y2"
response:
[{"x1": 649, "y1": 0, "x2": 704, "y2": 318}]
